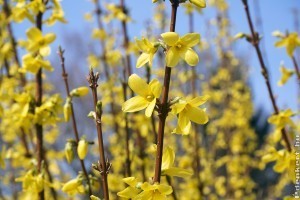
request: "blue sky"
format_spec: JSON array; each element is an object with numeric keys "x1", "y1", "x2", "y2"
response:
[{"x1": 13, "y1": 0, "x2": 300, "y2": 113}]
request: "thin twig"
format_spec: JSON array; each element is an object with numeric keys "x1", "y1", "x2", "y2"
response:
[
  {"x1": 87, "y1": 69, "x2": 110, "y2": 200},
  {"x1": 58, "y1": 47, "x2": 93, "y2": 196},
  {"x1": 292, "y1": 56, "x2": 300, "y2": 82},
  {"x1": 241, "y1": 0, "x2": 292, "y2": 152}
]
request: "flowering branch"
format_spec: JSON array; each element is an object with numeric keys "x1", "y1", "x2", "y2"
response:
[
  {"x1": 241, "y1": 0, "x2": 292, "y2": 152},
  {"x1": 154, "y1": 0, "x2": 179, "y2": 183},
  {"x1": 58, "y1": 47, "x2": 93, "y2": 196}
]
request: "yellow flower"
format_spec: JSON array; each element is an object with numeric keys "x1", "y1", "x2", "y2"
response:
[
  {"x1": 21, "y1": 54, "x2": 53, "y2": 74},
  {"x1": 161, "y1": 32, "x2": 200, "y2": 67},
  {"x1": 23, "y1": 27, "x2": 56, "y2": 57},
  {"x1": 62, "y1": 178, "x2": 85, "y2": 196},
  {"x1": 172, "y1": 96, "x2": 209, "y2": 135},
  {"x1": 161, "y1": 146, "x2": 193, "y2": 178},
  {"x1": 70, "y1": 87, "x2": 89, "y2": 97},
  {"x1": 15, "y1": 170, "x2": 51, "y2": 194},
  {"x1": 135, "y1": 182, "x2": 173, "y2": 199},
  {"x1": 77, "y1": 139, "x2": 88, "y2": 160},
  {"x1": 275, "y1": 32, "x2": 300, "y2": 57},
  {"x1": 117, "y1": 177, "x2": 140, "y2": 199},
  {"x1": 104, "y1": 3, "x2": 131, "y2": 22},
  {"x1": 135, "y1": 38, "x2": 159, "y2": 68},
  {"x1": 278, "y1": 66, "x2": 294, "y2": 86},
  {"x1": 122, "y1": 74, "x2": 162, "y2": 117},
  {"x1": 268, "y1": 109, "x2": 295, "y2": 130},
  {"x1": 189, "y1": 0, "x2": 206, "y2": 8}
]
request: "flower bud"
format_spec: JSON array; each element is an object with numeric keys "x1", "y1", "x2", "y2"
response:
[
  {"x1": 70, "y1": 87, "x2": 89, "y2": 97},
  {"x1": 62, "y1": 178, "x2": 81, "y2": 193},
  {"x1": 65, "y1": 142, "x2": 74, "y2": 163},
  {"x1": 96, "y1": 101, "x2": 102, "y2": 117},
  {"x1": 189, "y1": 0, "x2": 206, "y2": 8},
  {"x1": 63, "y1": 99, "x2": 71, "y2": 122},
  {"x1": 77, "y1": 139, "x2": 88, "y2": 160}
]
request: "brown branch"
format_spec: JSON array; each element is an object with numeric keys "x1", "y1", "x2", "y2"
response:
[
  {"x1": 58, "y1": 47, "x2": 92, "y2": 196},
  {"x1": 241, "y1": 0, "x2": 292, "y2": 152},
  {"x1": 87, "y1": 69, "x2": 110, "y2": 200},
  {"x1": 154, "y1": 0, "x2": 179, "y2": 183},
  {"x1": 292, "y1": 56, "x2": 300, "y2": 81},
  {"x1": 35, "y1": 10, "x2": 45, "y2": 200}
]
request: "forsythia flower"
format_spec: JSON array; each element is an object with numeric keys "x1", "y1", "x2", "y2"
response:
[
  {"x1": 189, "y1": 0, "x2": 206, "y2": 8},
  {"x1": 172, "y1": 96, "x2": 209, "y2": 135},
  {"x1": 117, "y1": 177, "x2": 141, "y2": 199},
  {"x1": 135, "y1": 182, "x2": 173, "y2": 199},
  {"x1": 21, "y1": 54, "x2": 53, "y2": 74},
  {"x1": 62, "y1": 178, "x2": 85, "y2": 196},
  {"x1": 22, "y1": 27, "x2": 56, "y2": 57},
  {"x1": 268, "y1": 109, "x2": 295, "y2": 130},
  {"x1": 135, "y1": 37, "x2": 159, "y2": 68},
  {"x1": 161, "y1": 32, "x2": 200, "y2": 67},
  {"x1": 122, "y1": 74, "x2": 162, "y2": 117},
  {"x1": 161, "y1": 146, "x2": 193, "y2": 177},
  {"x1": 15, "y1": 170, "x2": 51, "y2": 194},
  {"x1": 262, "y1": 148, "x2": 296, "y2": 183},
  {"x1": 278, "y1": 66, "x2": 294, "y2": 86},
  {"x1": 105, "y1": 3, "x2": 131, "y2": 22},
  {"x1": 274, "y1": 32, "x2": 300, "y2": 57},
  {"x1": 77, "y1": 139, "x2": 88, "y2": 160}
]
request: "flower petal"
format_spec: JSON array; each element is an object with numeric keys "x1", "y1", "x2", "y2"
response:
[
  {"x1": 178, "y1": 112, "x2": 192, "y2": 134},
  {"x1": 184, "y1": 48, "x2": 199, "y2": 66},
  {"x1": 136, "y1": 53, "x2": 149, "y2": 68},
  {"x1": 40, "y1": 46, "x2": 51, "y2": 57},
  {"x1": 26, "y1": 27, "x2": 42, "y2": 41},
  {"x1": 145, "y1": 99, "x2": 156, "y2": 117},
  {"x1": 44, "y1": 33, "x2": 56, "y2": 44},
  {"x1": 180, "y1": 33, "x2": 200, "y2": 47},
  {"x1": 185, "y1": 106, "x2": 208, "y2": 124},
  {"x1": 166, "y1": 47, "x2": 181, "y2": 67},
  {"x1": 136, "y1": 38, "x2": 149, "y2": 52},
  {"x1": 162, "y1": 167, "x2": 193, "y2": 178},
  {"x1": 149, "y1": 79, "x2": 162, "y2": 98},
  {"x1": 188, "y1": 95, "x2": 209, "y2": 107},
  {"x1": 128, "y1": 74, "x2": 150, "y2": 97},
  {"x1": 122, "y1": 96, "x2": 148, "y2": 113},
  {"x1": 161, "y1": 32, "x2": 179, "y2": 46},
  {"x1": 161, "y1": 146, "x2": 175, "y2": 170}
]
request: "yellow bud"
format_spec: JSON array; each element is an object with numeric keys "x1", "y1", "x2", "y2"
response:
[
  {"x1": 63, "y1": 100, "x2": 71, "y2": 122},
  {"x1": 65, "y1": 142, "x2": 74, "y2": 163},
  {"x1": 62, "y1": 178, "x2": 81, "y2": 193},
  {"x1": 152, "y1": 0, "x2": 159, "y2": 3},
  {"x1": 77, "y1": 140, "x2": 88, "y2": 160},
  {"x1": 189, "y1": 0, "x2": 206, "y2": 8},
  {"x1": 70, "y1": 87, "x2": 89, "y2": 97}
]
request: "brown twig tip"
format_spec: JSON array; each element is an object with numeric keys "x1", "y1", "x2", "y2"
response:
[
  {"x1": 87, "y1": 69, "x2": 100, "y2": 88},
  {"x1": 57, "y1": 46, "x2": 65, "y2": 57}
]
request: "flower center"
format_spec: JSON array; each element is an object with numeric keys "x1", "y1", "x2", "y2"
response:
[{"x1": 146, "y1": 95, "x2": 153, "y2": 101}]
